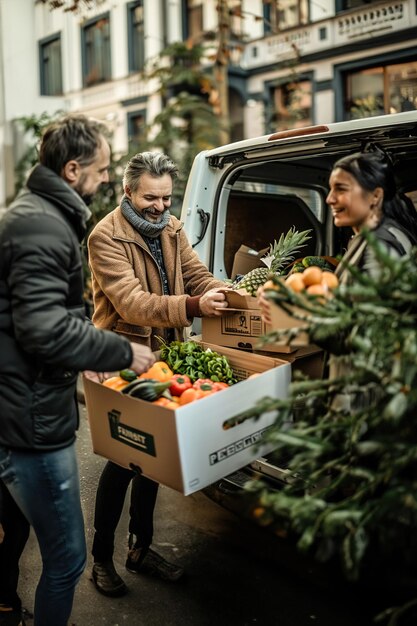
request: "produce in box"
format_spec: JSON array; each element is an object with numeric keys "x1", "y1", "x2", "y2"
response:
[
  {"x1": 100, "y1": 341, "x2": 238, "y2": 409},
  {"x1": 157, "y1": 338, "x2": 236, "y2": 384},
  {"x1": 230, "y1": 227, "x2": 312, "y2": 296}
]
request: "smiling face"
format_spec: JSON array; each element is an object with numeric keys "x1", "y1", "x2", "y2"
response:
[
  {"x1": 125, "y1": 172, "x2": 173, "y2": 223},
  {"x1": 326, "y1": 167, "x2": 383, "y2": 234}
]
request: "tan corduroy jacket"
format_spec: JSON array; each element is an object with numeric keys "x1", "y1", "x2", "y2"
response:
[{"x1": 88, "y1": 207, "x2": 226, "y2": 350}]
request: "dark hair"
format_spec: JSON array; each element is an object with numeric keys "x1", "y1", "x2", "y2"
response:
[
  {"x1": 332, "y1": 151, "x2": 417, "y2": 241},
  {"x1": 123, "y1": 152, "x2": 179, "y2": 192},
  {"x1": 39, "y1": 114, "x2": 107, "y2": 175}
]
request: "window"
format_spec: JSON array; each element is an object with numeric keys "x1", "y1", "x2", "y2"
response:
[
  {"x1": 337, "y1": 0, "x2": 381, "y2": 9},
  {"x1": 228, "y1": 0, "x2": 243, "y2": 38},
  {"x1": 345, "y1": 61, "x2": 417, "y2": 120},
  {"x1": 271, "y1": 79, "x2": 312, "y2": 131},
  {"x1": 39, "y1": 34, "x2": 63, "y2": 96},
  {"x1": 185, "y1": 0, "x2": 203, "y2": 40},
  {"x1": 264, "y1": 0, "x2": 309, "y2": 33},
  {"x1": 127, "y1": 111, "x2": 146, "y2": 149},
  {"x1": 128, "y1": 1, "x2": 144, "y2": 73},
  {"x1": 82, "y1": 14, "x2": 111, "y2": 87}
]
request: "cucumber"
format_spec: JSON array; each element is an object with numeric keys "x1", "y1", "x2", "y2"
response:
[{"x1": 119, "y1": 368, "x2": 139, "y2": 382}]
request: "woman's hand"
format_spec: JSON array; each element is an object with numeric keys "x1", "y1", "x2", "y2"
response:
[{"x1": 257, "y1": 285, "x2": 272, "y2": 325}]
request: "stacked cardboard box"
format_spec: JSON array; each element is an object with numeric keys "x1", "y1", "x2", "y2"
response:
[{"x1": 202, "y1": 245, "x2": 325, "y2": 378}]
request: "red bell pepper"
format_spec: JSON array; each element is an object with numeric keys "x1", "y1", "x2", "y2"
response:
[
  {"x1": 169, "y1": 374, "x2": 192, "y2": 396},
  {"x1": 192, "y1": 379, "x2": 217, "y2": 395}
]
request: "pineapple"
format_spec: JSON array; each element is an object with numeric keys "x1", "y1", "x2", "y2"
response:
[{"x1": 233, "y1": 227, "x2": 312, "y2": 296}]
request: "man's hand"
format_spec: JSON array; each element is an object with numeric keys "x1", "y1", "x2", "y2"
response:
[
  {"x1": 83, "y1": 345, "x2": 154, "y2": 383},
  {"x1": 129, "y1": 343, "x2": 155, "y2": 373},
  {"x1": 199, "y1": 288, "x2": 229, "y2": 317},
  {"x1": 84, "y1": 370, "x2": 117, "y2": 383}
]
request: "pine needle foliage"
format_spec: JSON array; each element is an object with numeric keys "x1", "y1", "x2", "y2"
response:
[{"x1": 245, "y1": 232, "x2": 417, "y2": 590}]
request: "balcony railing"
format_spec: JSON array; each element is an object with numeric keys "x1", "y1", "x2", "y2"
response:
[{"x1": 242, "y1": 1, "x2": 412, "y2": 70}]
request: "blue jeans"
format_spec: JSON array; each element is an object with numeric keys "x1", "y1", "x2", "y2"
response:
[{"x1": 0, "y1": 443, "x2": 86, "y2": 626}]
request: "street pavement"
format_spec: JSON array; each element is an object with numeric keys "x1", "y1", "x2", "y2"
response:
[{"x1": 15, "y1": 401, "x2": 382, "y2": 626}]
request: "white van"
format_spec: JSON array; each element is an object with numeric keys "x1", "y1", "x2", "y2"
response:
[{"x1": 180, "y1": 110, "x2": 417, "y2": 505}]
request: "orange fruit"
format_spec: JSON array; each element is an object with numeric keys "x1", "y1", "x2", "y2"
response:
[
  {"x1": 306, "y1": 283, "x2": 327, "y2": 297},
  {"x1": 285, "y1": 273, "x2": 305, "y2": 292},
  {"x1": 302, "y1": 266, "x2": 323, "y2": 286},
  {"x1": 321, "y1": 271, "x2": 339, "y2": 290}
]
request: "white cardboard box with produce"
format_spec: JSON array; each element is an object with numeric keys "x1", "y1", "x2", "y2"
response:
[{"x1": 83, "y1": 343, "x2": 291, "y2": 496}]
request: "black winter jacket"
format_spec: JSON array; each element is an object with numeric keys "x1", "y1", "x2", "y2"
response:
[{"x1": 0, "y1": 165, "x2": 132, "y2": 450}]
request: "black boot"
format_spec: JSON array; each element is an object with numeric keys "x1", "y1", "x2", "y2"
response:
[
  {"x1": 91, "y1": 561, "x2": 128, "y2": 597},
  {"x1": 125, "y1": 538, "x2": 184, "y2": 583}
]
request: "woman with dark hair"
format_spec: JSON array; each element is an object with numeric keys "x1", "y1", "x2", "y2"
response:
[
  {"x1": 327, "y1": 150, "x2": 417, "y2": 283},
  {"x1": 258, "y1": 150, "x2": 417, "y2": 324},
  {"x1": 314, "y1": 149, "x2": 417, "y2": 412}
]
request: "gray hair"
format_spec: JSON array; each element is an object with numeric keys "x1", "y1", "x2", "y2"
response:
[{"x1": 122, "y1": 151, "x2": 179, "y2": 192}]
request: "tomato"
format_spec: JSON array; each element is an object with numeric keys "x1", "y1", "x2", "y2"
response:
[
  {"x1": 169, "y1": 374, "x2": 192, "y2": 396},
  {"x1": 178, "y1": 388, "x2": 204, "y2": 405},
  {"x1": 152, "y1": 397, "x2": 178, "y2": 410},
  {"x1": 192, "y1": 379, "x2": 216, "y2": 395},
  {"x1": 212, "y1": 381, "x2": 230, "y2": 391}
]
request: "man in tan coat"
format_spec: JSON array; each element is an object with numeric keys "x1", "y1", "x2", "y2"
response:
[{"x1": 87, "y1": 151, "x2": 228, "y2": 597}]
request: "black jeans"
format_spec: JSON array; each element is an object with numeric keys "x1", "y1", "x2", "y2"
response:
[
  {"x1": 92, "y1": 461, "x2": 159, "y2": 563},
  {"x1": 0, "y1": 479, "x2": 30, "y2": 610}
]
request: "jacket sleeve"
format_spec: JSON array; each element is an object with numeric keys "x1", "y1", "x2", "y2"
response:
[
  {"x1": 179, "y1": 228, "x2": 227, "y2": 295},
  {"x1": 6, "y1": 212, "x2": 132, "y2": 372}
]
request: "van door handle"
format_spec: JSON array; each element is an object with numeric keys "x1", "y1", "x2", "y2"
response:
[{"x1": 192, "y1": 208, "x2": 210, "y2": 248}]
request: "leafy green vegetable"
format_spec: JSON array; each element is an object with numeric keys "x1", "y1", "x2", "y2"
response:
[{"x1": 157, "y1": 337, "x2": 236, "y2": 384}]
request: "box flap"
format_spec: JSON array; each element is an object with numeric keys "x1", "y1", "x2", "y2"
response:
[
  {"x1": 221, "y1": 288, "x2": 258, "y2": 309},
  {"x1": 231, "y1": 244, "x2": 269, "y2": 280},
  {"x1": 199, "y1": 340, "x2": 288, "y2": 372}
]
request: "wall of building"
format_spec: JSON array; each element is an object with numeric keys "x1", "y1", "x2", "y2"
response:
[{"x1": 0, "y1": 0, "x2": 416, "y2": 209}]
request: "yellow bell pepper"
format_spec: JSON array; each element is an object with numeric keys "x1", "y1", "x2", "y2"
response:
[{"x1": 139, "y1": 361, "x2": 173, "y2": 382}]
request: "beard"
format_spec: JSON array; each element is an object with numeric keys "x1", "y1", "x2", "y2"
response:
[
  {"x1": 80, "y1": 193, "x2": 94, "y2": 206},
  {"x1": 73, "y1": 173, "x2": 96, "y2": 206},
  {"x1": 142, "y1": 207, "x2": 167, "y2": 223}
]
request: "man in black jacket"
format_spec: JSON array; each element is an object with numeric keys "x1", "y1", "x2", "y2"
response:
[{"x1": 0, "y1": 114, "x2": 155, "y2": 626}]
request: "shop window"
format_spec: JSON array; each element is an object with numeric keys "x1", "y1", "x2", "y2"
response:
[
  {"x1": 271, "y1": 80, "x2": 312, "y2": 131},
  {"x1": 82, "y1": 14, "x2": 111, "y2": 87},
  {"x1": 39, "y1": 34, "x2": 63, "y2": 96},
  {"x1": 387, "y1": 63, "x2": 417, "y2": 114},
  {"x1": 128, "y1": 1, "x2": 144, "y2": 73},
  {"x1": 264, "y1": 0, "x2": 309, "y2": 33},
  {"x1": 345, "y1": 61, "x2": 417, "y2": 120}
]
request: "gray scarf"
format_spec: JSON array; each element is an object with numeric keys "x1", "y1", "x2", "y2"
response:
[{"x1": 121, "y1": 195, "x2": 170, "y2": 238}]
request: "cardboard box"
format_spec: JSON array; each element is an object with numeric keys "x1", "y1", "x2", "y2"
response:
[
  {"x1": 201, "y1": 289, "x2": 309, "y2": 353},
  {"x1": 231, "y1": 245, "x2": 269, "y2": 280},
  {"x1": 256, "y1": 344, "x2": 325, "y2": 380},
  {"x1": 83, "y1": 344, "x2": 291, "y2": 496}
]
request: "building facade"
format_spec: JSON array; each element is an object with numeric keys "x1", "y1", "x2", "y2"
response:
[{"x1": 0, "y1": 0, "x2": 416, "y2": 209}]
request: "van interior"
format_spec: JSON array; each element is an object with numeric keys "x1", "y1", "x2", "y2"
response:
[{"x1": 219, "y1": 139, "x2": 417, "y2": 279}]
